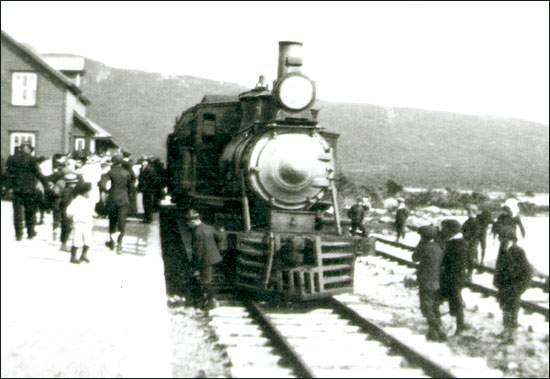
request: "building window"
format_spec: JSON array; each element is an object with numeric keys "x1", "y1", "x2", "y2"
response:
[
  {"x1": 11, "y1": 72, "x2": 37, "y2": 106},
  {"x1": 10, "y1": 132, "x2": 36, "y2": 155},
  {"x1": 74, "y1": 137, "x2": 86, "y2": 152}
]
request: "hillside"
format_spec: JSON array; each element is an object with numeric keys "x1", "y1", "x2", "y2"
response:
[{"x1": 81, "y1": 59, "x2": 549, "y2": 192}]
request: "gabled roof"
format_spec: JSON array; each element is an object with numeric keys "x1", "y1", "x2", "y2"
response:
[
  {"x1": 73, "y1": 111, "x2": 116, "y2": 143},
  {"x1": 1, "y1": 30, "x2": 90, "y2": 105}
]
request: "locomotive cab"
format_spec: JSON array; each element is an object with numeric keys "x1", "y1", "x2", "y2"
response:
[{"x1": 166, "y1": 41, "x2": 373, "y2": 301}]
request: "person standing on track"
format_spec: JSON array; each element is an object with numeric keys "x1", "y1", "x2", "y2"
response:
[
  {"x1": 462, "y1": 204, "x2": 481, "y2": 279},
  {"x1": 439, "y1": 219, "x2": 470, "y2": 335},
  {"x1": 412, "y1": 225, "x2": 446, "y2": 341},
  {"x1": 394, "y1": 198, "x2": 409, "y2": 242},
  {"x1": 348, "y1": 197, "x2": 367, "y2": 236},
  {"x1": 493, "y1": 226, "x2": 532, "y2": 342}
]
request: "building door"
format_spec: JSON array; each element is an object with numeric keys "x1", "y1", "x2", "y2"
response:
[
  {"x1": 10, "y1": 132, "x2": 36, "y2": 155},
  {"x1": 74, "y1": 137, "x2": 86, "y2": 153}
]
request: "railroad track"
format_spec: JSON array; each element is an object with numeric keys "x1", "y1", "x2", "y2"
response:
[
  {"x1": 209, "y1": 296, "x2": 462, "y2": 378},
  {"x1": 374, "y1": 236, "x2": 549, "y2": 320}
]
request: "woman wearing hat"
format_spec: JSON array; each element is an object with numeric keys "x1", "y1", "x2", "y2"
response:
[{"x1": 493, "y1": 226, "x2": 532, "y2": 342}]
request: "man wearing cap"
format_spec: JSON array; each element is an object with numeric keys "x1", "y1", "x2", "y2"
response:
[
  {"x1": 5, "y1": 142, "x2": 48, "y2": 240},
  {"x1": 462, "y1": 205, "x2": 481, "y2": 278},
  {"x1": 138, "y1": 158, "x2": 162, "y2": 224},
  {"x1": 186, "y1": 209, "x2": 224, "y2": 310},
  {"x1": 101, "y1": 155, "x2": 133, "y2": 253},
  {"x1": 412, "y1": 225, "x2": 446, "y2": 341},
  {"x1": 347, "y1": 197, "x2": 367, "y2": 236},
  {"x1": 493, "y1": 226, "x2": 532, "y2": 342},
  {"x1": 439, "y1": 219, "x2": 470, "y2": 335},
  {"x1": 394, "y1": 198, "x2": 409, "y2": 242}
]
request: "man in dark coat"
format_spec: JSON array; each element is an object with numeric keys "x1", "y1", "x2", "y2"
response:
[
  {"x1": 59, "y1": 173, "x2": 80, "y2": 251},
  {"x1": 138, "y1": 159, "x2": 161, "y2": 224},
  {"x1": 121, "y1": 153, "x2": 137, "y2": 216},
  {"x1": 493, "y1": 226, "x2": 532, "y2": 342},
  {"x1": 186, "y1": 209, "x2": 224, "y2": 310},
  {"x1": 462, "y1": 204, "x2": 481, "y2": 278},
  {"x1": 439, "y1": 219, "x2": 470, "y2": 335},
  {"x1": 412, "y1": 225, "x2": 446, "y2": 341},
  {"x1": 476, "y1": 208, "x2": 493, "y2": 266},
  {"x1": 394, "y1": 198, "x2": 409, "y2": 242},
  {"x1": 101, "y1": 155, "x2": 133, "y2": 253},
  {"x1": 5, "y1": 142, "x2": 47, "y2": 240},
  {"x1": 347, "y1": 197, "x2": 367, "y2": 236},
  {"x1": 493, "y1": 205, "x2": 525, "y2": 242}
]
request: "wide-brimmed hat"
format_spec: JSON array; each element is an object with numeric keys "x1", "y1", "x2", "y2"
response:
[
  {"x1": 63, "y1": 173, "x2": 79, "y2": 183},
  {"x1": 185, "y1": 209, "x2": 201, "y2": 221}
]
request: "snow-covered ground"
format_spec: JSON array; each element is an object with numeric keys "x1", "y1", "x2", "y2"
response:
[{"x1": 351, "y1": 256, "x2": 549, "y2": 378}]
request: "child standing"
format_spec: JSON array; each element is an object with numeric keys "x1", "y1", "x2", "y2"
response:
[{"x1": 66, "y1": 182, "x2": 95, "y2": 264}]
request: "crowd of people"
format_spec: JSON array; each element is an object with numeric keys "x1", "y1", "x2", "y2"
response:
[
  {"x1": 411, "y1": 203, "x2": 533, "y2": 344},
  {"x1": 345, "y1": 193, "x2": 537, "y2": 343},
  {"x1": 1, "y1": 142, "x2": 167, "y2": 263}
]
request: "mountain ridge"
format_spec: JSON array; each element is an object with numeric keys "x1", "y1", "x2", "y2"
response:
[{"x1": 79, "y1": 58, "x2": 549, "y2": 192}]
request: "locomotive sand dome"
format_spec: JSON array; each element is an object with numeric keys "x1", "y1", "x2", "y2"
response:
[{"x1": 166, "y1": 41, "x2": 375, "y2": 301}]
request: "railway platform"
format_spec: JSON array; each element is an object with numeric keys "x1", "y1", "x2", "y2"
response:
[{"x1": 0, "y1": 201, "x2": 172, "y2": 378}]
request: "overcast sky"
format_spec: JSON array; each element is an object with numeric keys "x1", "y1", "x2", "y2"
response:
[{"x1": 1, "y1": 1, "x2": 548, "y2": 125}]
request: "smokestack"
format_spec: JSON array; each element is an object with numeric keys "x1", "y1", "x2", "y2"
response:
[{"x1": 277, "y1": 41, "x2": 303, "y2": 79}]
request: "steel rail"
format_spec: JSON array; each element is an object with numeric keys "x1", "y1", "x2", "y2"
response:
[
  {"x1": 375, "y1": 237, "x2": 548, "y2": 290},
  {"x1": 374, "y1": 244, "x2": 549, "y2": 320},
  {"x1": 243, "y1": 300, "x2": 315, "y2": 378},
  {"x1": 327, "y1": 297, "x2": 456, "y2": 378}
]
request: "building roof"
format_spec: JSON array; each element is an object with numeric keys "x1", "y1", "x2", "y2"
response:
[
  {"x1": 73, "y1": 111, "x2": 118, "y2": 146},
  {"x1": 41, "y1": 54, "x2": 86, "y2": 73},
  {"x1": 1, "y1": 30, "x2": 90, "y2": 105}
]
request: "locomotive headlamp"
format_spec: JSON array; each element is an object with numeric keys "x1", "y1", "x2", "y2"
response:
[{"x1": 275, "y1": 73, "x2": 316, "y2": 112}]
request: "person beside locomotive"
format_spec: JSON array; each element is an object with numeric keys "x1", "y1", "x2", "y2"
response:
[
  {"x1": 185, "y1": 209, "x2": 225, "y2": 311},
  {"x1": 348, "y1": 197, "x2": 368, "y2": 236},
  {"x1": 138, "y1": 157, "x2": 164, "y2": 224}
]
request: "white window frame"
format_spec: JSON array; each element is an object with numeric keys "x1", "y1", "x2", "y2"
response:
[
  {"x1": 11, "y1": 72, "x2": 38, "y2": 106},
  {"x1": 74, "y1": 137, "x2": 86, "y2": 152},
  {"x1": 10, "y1": 132, "x2": 36, "y2": 155}
]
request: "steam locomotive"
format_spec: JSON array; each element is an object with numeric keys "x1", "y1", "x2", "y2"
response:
[{"x1": 166, "y1": 41, "x2": 373, "y2": 301}]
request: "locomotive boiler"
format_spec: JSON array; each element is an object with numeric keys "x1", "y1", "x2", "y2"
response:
[{"x1": 166, "y1": 41, "x2": 372, "y2": 301}]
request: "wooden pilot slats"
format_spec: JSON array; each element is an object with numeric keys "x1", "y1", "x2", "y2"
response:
[
  {"x1": 323, "y1": 264, "x2": 352, "y2": 272},
  {"x1": 321, "y1": 252, "x2": 354, "y2": 259},
  {"x1": 238, "y1": 247, "x2": 264, "y2": 258},
  {"x1": 321, "y1": 241, "x2": 354, "y2": 248},
  {"x1": 236, "y1": 269, "x2": 262, "y2": 281},
  {"x1": 323, "y1": 275, "x2": 353, "y2": 284},
  {"x1": 237, "y1": 257, "x2": 264, "y2": 268}
]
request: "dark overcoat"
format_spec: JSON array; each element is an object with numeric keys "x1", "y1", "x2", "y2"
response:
[
  {"x1": 5, "y1": 151, "x2": 45, "y2": 194},
  {"x1": 439, "y1": 236, "x2": 469, "y2": 296},
  {"x1": 413, "y1": 240, "x2": 444, "y2": 291},
  {"x1": 493, "y1": 245, "x2": 532, "y2": 308},
  {"x1": 348, "y1": 204, "x2": 365, "y2": 223},
  {"x1": 101, "y1": 165, "x2": 132, "y2": 207},
  {"x1": 191, "y1": 223, "x2": 223, "y2": 270}
]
